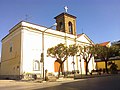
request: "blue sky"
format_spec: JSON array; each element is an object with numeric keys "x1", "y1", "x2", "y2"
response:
[{"x1": 0, "y1": 0, "x2": 120, "y2": 55}]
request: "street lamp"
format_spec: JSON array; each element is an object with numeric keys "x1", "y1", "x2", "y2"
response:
[
  {"x1": 79, "y1": 57, "x2": 82, "y2": 78},
  {"x1": 72, "y1": 57, "x2": 75, "y2": 79},
  {"x1": 41, "y1": 23, "x2": 57, "y2": 80},
  {"x1": 77, "y1": 55, "x2": 82, "y2": 78}
]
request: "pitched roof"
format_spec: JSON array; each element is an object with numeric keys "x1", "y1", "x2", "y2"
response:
[
  {"x1": 54, "y1": 12, "x2": 76, "y2": 19},
  {"x1": 77, "y1": 33, "x2": 84, "y2": 38},
  {"x1": 99, "y1": 41, "x2": 110, "y2": 46},
  {"x1": 77, "y1": 33, "x2": 94, "y2": 45}
]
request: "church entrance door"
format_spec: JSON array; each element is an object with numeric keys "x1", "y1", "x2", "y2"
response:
[{"x1": 54, "y1": 61, "x2": 64, "y2": 72}]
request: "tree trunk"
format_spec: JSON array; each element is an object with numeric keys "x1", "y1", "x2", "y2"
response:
[
  {"x1": 58, "y1": 64, "x2": 60, "y2": 78},
  {"x1": 105, "y1": 60, "x2": 108, "y2": 74},
  {"x1": 58, "y1": 63, "x2": 62, "y2": 78},
  {"x1": 85, "y1": 62, "x2": 88, "y2": 75},
  {"x1": 61, "y1": 63, "x2": 63, "y2": 74}
]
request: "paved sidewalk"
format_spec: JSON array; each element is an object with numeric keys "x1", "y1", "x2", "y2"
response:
[
  {"x1": 0, "y1": 74, "x2": 119, "y2": 90},
  {"x1": 0, "y1": 79, "x2": 85, "y2": 90}
]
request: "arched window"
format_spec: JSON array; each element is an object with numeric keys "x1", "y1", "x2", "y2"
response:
[
  {"x1": 33, "y1": 60, "x2": 40, "y2": 71},
  {"x1": 68, "y1": 22, "x2": 73, "y2": 34}
]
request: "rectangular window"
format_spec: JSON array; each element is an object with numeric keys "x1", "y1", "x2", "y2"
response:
[{"x1": 33, "y1": 60, "x2": 40, "y2": 71}]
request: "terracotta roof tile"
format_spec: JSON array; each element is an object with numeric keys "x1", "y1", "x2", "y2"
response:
[{"x1": 99, "y1": 41, "x2": 110, "y2": 46}]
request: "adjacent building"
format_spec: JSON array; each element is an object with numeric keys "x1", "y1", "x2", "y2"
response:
[{"x1": 96, "y1": 41, "x2": 120, "y2": 71}]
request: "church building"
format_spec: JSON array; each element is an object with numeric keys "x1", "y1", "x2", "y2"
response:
[{"x1": 0, "y1": 11, "x2": 96, "y2": 79}]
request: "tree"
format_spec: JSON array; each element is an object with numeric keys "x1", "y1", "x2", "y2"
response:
[
  {"x1": 108, "y1": 62, "x2": 118, "y2": 74},
  {"x1": 47, "y1": 43, "x2": 68, "y2": 78},
  {"x1": 47, "y1": 43, "x2": 79, "y2": 78},
  {"x1": 78, "y1": 45, "x2": 94, "y2": 75},
  {"x1": 94, "y1": 44, "x2": 119, "y2": 74},
  {"x1": 111, "y1": 45, "x2": 120, "y2": 57},
  {"x1": 68, "y1": 44, "x2": 78, "y2": 74}
]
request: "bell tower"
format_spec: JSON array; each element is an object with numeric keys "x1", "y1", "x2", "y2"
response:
[{"x1": 54, "y1": 12, "x2": 77, "y2": 35}]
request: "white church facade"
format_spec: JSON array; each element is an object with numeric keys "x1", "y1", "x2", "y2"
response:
[{"x1": 0, "y1": 12, "x2": 96, "y2": 79}]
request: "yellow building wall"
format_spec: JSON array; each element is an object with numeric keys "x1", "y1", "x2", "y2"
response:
[
  {"x1": 96, "y1": 62, "x2": 105, "y2": 69},
  {"x1": 1, "y1": 30, "x2": 21, "y2": 76},
  {"x1": 114, "y1": 60, "x2": 120, "y2": 70},
  {"x1": 96, "y1": 60, "x2": 120, "y2": 70}
]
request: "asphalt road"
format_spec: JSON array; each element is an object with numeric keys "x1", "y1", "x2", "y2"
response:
[
  {"x1": 35, "y1": 75, "x2": 120, "y2": 90},
  {"x1": 0, "y1": 75, "x2": 120, "y2": 90}
]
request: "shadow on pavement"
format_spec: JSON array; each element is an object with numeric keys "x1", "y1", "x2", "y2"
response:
[{"x1": 33, "y1": 75, "x2": 120, "y2": 90}]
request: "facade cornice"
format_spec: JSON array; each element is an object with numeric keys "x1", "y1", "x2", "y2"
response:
[
  {"x1": 2, "y1": 21, "x2": 93, "y2": 45},
  {"x1": 77, "y1": 33, "x2": 94, "y2": 45}
]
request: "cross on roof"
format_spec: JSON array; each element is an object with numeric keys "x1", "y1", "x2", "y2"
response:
[
  {"x1": 25, "y1": 14, "x2": 32, "y2": 21},
  {"x1": 64, "y1": 6, "x2": 68, "y2": 13}
]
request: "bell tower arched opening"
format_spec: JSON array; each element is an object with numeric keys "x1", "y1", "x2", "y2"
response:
[{"x1": 68, "y1": 21, "x2": 73, "y2": 34}]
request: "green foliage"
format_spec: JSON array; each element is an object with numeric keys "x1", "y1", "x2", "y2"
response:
[
  {"x1": 47, "y1": 43, "x2": 68, "y2": 62},
  {"x1": 78, "y1": 45, "x2": 94, "y2": 62},
  {"x1": 94, "y1": 45, "x2": 108, "y2": 60},
  {"x1": 111, "y1": 45, "x2": 120, "y2": 57},
  {"x1": 47, "y1": 43, "x2": 79, "y2": 63},
  {"x1": 94, "y1": 44, "x2": 120, "y2": 60},
  {"x1": 108, "y1": 62, "x2": 118, "y2": 74},
  {"x1": 68, "y1": 44, "x2": 78, "y2": 57}
]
